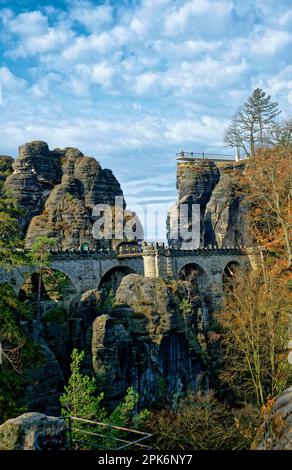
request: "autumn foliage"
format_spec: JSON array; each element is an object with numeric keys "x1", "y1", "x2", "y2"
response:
[{"x1": 241, "y1": 147, "x2": 292, "y2": 271}]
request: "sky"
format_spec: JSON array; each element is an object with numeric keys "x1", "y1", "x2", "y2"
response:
[{"x1": 0, "y1": 0, "x2": 291, "y2": 217}]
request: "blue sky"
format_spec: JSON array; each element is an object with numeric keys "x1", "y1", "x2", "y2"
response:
[{"x1": 0, "y1": 0, "x2": 291, "y2": 212}]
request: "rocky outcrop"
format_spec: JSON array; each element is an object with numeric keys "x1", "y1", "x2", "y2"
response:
[
  {"x1": 204, "y1": 163, "x2": 247, "y2": 247},
  {"x1": 252, "y1": 387, "x2": 292, "y2": 450},
  {"x1": 167, "y1": 161, "x2": 219, "y2": 248},
  {"x1": 4, "y1": 142, "x2": 62, "y2": 227},
  {"x1": 21, "y1": 346, "x2": 64, "y2": 416},
  {"x1": 70, "y1": 289, "x2": 103, "y2": 375},
  {"x1": 91, "y1": 274, "x2": 206, "y2": 408},
  {"x1": 167, "y1": 160, "x2": 248, "y2": 248},
  {"x1": 4, "y1": 141, "x2": 124, "y2": 248},
  {"x1": 0, "y1": 413, "x2": 68, "y2": 450}
]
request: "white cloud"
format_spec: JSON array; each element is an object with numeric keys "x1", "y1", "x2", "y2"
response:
[
  {"x1": 164, "y1": 0, "x2": 232, "y2": 35},
  {"x1": 250, "y1": 28, "x2": 292, "y2": 55},
  {"x1": 91, "y1": 63, "x2": 114, "y2": 87},
  {"x1": 278, "y1": 8, "x2": 292, "y2": 26},
  {"x1": 0, "y1": 66, "x2": 26, "y2": 91},
  {"x1": 134, "y1": 72, "x2": 160, "y2": 94},
  {"x1": 164, "y1": 58, "x2": 249, "y2": 94},
  {"x1": 0, "y1": 0, "x2": 291, "y2": 199},
  {"x1": 130, "y1": 17, "x2": 147, "y2": 36},
  {"x1": 153, "y1": 39, "x2": 222, "y2": 60},
  {"x1": 70, "y1": 2, "x2": 113, "y2": 32},
  {"x1": 9, "y1": 11, "x2": 48, "y2": 36},
  {"x1": 6, "y1": 10, "x2": 74, "y2": 57},
  {"x1": 74, "y1": 62, "x2": 114, "y2": 88},
  {"x1": 165, "y1": 116, "x2": 229, "y2": 144}
]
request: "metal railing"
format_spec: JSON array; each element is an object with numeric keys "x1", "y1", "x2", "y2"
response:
[
  {"x1": 176, "y1": 151, "x2": 235, "y2": 161},
  {"x1": 66, "y1": 416, "x2": 153, "y2": 451}
]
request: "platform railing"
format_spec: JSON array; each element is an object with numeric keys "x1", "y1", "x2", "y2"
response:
[
  {"x1": 66, "y1": 416, "x2": 153, "y2": 451},
  {"x1": 176, "y1": 151, "x2": 235, "y2": 161}
]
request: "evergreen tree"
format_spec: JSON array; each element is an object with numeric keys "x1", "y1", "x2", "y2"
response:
[
  {"x1": 0, "y1": 283, "x2": 40, "y2": 423},
  {"x1": 224, "y1": 88, "x2": 281, "y2": 156},
  {"x1": 245, "y1": 88, "x2": 281, "y2": 148},
  {"x1": 0, "y1": 183, "x2": 26, "y2": 266},
  {"x1": 60, "y1": 349, "x2": 106, "y2": 421},
  {"x1": 60, "y1": 349, "x2": 148, "y2": 449},
  {"x1": 30, "y1": 236, "x2": 56, "y2": 341}
]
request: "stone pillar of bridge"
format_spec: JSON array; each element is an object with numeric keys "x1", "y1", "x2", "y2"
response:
[
  {"x1": 142, "y1": 242, "x2": 157, "y2": 277},
  {"x1": 142, "y1": 242, "x2": 170, "y2": 278}
]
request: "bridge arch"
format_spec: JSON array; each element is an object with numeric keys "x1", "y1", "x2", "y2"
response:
[
  {"x1": 178, "y1": 262, "x2": 209, "y2": 289},
  {"x1": 98, "y1": 265, "x2": 136, "y2": 296},
  {"x1": 222, "y1": 260, "x2": 241, "y2": 290},
  {"x1": 18, "y1": 269, "x2": 77, "y2": 302}
]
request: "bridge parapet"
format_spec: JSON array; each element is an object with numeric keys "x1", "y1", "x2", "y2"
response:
[
  {"x1": 50, "y1": 246, "x2": 143, "y2": 260},
  {"x1": 168, "y1": 246, "x2": 246, "y2": 257},
  {"x1": 142, "y1": 241, "x2": 249, "y2": 279}
]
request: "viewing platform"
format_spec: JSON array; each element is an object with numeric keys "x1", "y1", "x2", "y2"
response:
[{"x1": 176, "y1": 151, "x2": 237, "y2": 163}]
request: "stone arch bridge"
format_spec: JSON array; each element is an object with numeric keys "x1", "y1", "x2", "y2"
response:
[{"x1": 0, "y1": 244, "x2": 253, "y2": 298}]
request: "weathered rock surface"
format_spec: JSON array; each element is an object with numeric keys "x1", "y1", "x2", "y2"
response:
[
  {"x1": 167, "y1": 161, "x2": 248, "y2": 248},
  {"x1": 204, "y1": 163, "x2": 247, "y2": 247},
  {"x1": 4, "y1": 141, "x2": 124, "y2": 248},
  {"x1": 91, "y1": 274, "x2": 206, "y2": 408},
  {"x1": 70, "y1": 289, "x2": 103, "y2": 375},
  {"x1": 252, "y1": 387, "x2": 292, "y2": 450},
  {"x1": 0, "y1": 413, "x2": 68, "y2": 450},
  {"x1": 21, "y1": 346, "x2": 64, "y2": 416}
]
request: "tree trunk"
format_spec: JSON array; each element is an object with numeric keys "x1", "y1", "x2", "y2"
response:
[
  {"x1": 250, "y1": 126, "x2": 255, "y2": 156},
  {"x1": 34, "y1": 268, "x2": 42, "y2": 342}
]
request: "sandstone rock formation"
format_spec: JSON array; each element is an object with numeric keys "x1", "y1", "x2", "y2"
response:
[
  {"x1": 167, "y1": 160, "x2": 248, "y2": 248},
  {"x1": 252, "y1": 386, "x2": 292, "y2": 450},
  {"x1": 0, "y1": 413, "x2": 68, "y2": 450},
  {"x1": 21, "y1": 346, "x2": 64, "y2": 416},
  {"x1": 91, "y1": 274, "x2": 207, "y2": 408},
  {"x1": 204, "y1": 163, "x2": 247, "y2": 247},
  {"x1": 4, "y1": 141, "x2": 124, "y2": 249}
]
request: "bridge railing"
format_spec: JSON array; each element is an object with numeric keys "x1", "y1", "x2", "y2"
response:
[
  {"x1": 176, "y1": 151, "x2": 235, "y2": 162},
  {"x1": 66, "y1": 416, "x2": 153, "y2": 450},
  {"x1": 49, "y1": 245, "x2": 247, "y2": 259},
  {"x1": 49, "y1": 246, "x2": 143, "y2": 259},
  {"x1": 142, "y1": 242, "x2": 247, "y2": 256}
]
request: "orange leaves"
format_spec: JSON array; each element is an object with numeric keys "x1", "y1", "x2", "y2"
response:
[
  {"x1": 261, "y1": 397, "x2": 276, "y2": 417},
  {"x1": 241, "y1": 147, "x2": 292, "y2": 269}
]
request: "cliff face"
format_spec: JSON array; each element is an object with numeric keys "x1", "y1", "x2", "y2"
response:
[
  {"x1": 18, "y1": 274, "x2": 208, "y2": 412},
  {"x1": 167, "y1": 160, "x2": 248, "y2": 248},
  {"x1": 92, "y1": 274, "x2": 206, "y2": 408},
  {"x1": 4, "y1": 141, "x2": 124, "y2": 249}
]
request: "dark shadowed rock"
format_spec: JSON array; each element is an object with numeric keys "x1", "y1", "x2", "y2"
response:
[
  {"x1": 21, "y1": 346, "x2": 64, "y2": 416},
  {"x1": 91, "y1": 274, "x2": 206, "y2": 407},
  {"x1": 0, "y1": 413, "x2": 68, "y2": 450}
]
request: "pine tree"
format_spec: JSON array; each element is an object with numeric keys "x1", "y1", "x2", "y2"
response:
[
  {"x1": 60, "y1": 349, "x2": 106, "y2": 421},
  {"x1": 30, "y1": 236, "x2": 56, "y2": 341},
  {"x1": 224, "y1": 88, "x2": 281, "y2": 157},
  {"x1": 245, "y1": 88, "x2": 281, "y2": 148},
  {"x1": 0, "y1": 183, "x2": 26, "y2": 267}
]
